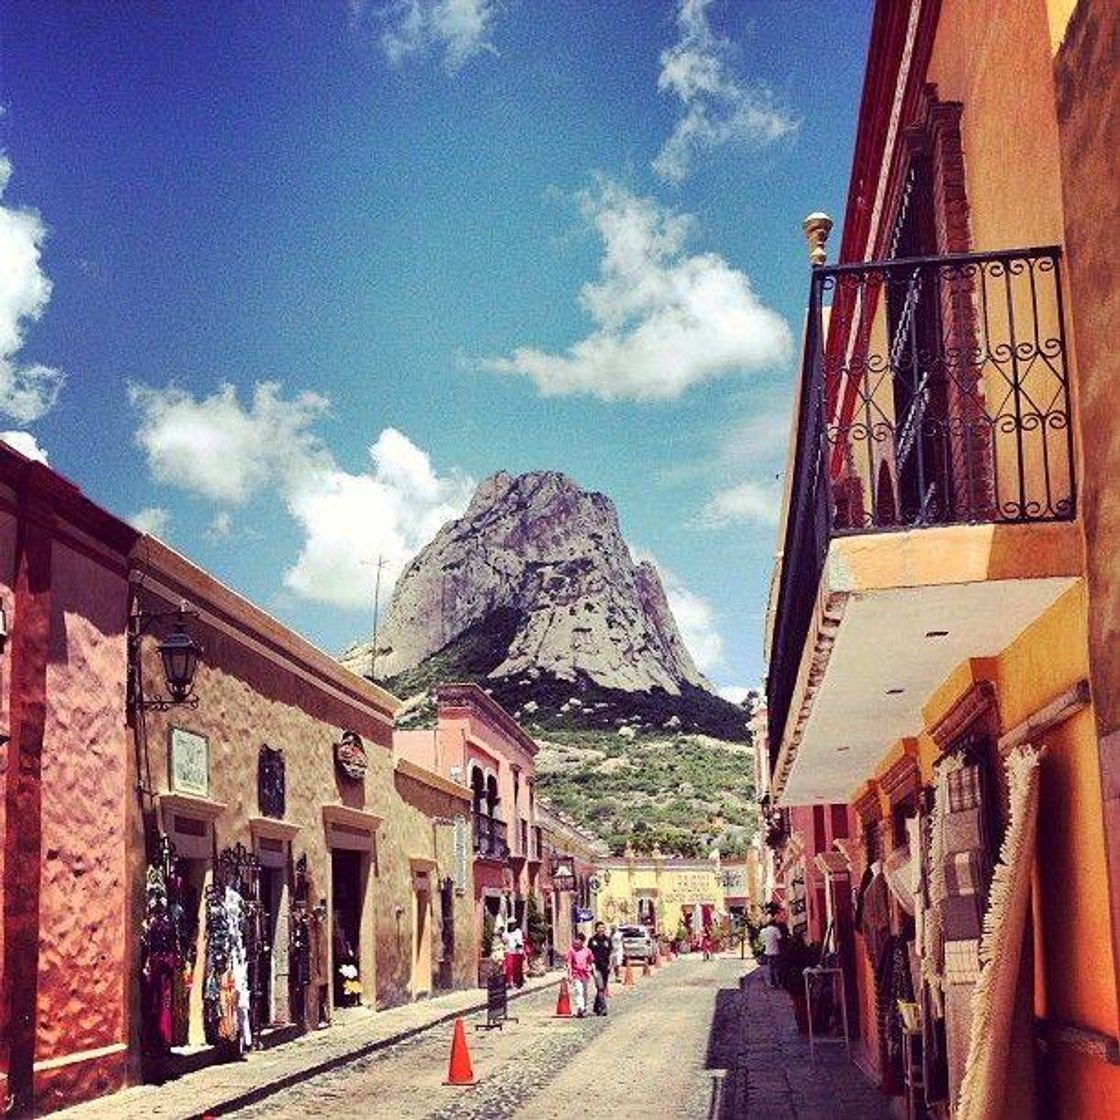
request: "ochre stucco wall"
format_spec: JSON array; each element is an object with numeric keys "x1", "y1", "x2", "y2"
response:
[
  {"x1": 923, "y1": 0, "x2": 1074, "y2": 526},
  {"x1": 1051, "y1": 7, "x2": 1120, "y2": 1102},
  {"x1": 133, "y1": 576, "x2": 474, "y2": 1027},
  {"x1": 915, "y1": 583, "x2": 1120, "y2": 1107},
  {"x1": 1054, "y1": 0, "x2": 1120, "y2": 736},
  {"x1": 987, "y1": 585, "x2": 1115, "y2": 1032},
  {"x1": 392, "y1": 770, "x2": 476, "y2": 993},
  {"x1": 927, "y1": 0, "x2": 1066, "y2": 253}
]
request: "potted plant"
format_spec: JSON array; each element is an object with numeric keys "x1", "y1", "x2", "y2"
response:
[{"x1": 525, "y1": 896, "x2": 551, "y2": 976}]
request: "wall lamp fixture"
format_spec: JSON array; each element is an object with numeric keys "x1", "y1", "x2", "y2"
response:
[{"x1": 128, "y1": 600, "x2": 202, "y2": 711}]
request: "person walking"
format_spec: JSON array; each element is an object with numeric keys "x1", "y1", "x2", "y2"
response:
[
  {"x1": 759, "y1": 914, "x2": 784, "y2": 988},
  {"x1": 610, "y1": 924, "x2": 624, "y2": 981},
  {"x1": 565, "y1": 933, "x2": 595, "y2": 1018},
  {"x1": 588, "y1": 921, "x2": 613, "y2": 1016},
  {"x1": 501, "y1": 920, "x2": 525, "y2": 989}
]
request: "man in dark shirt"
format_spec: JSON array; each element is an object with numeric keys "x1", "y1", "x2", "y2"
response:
[{"x1": 588, "y1": 921, "x2": 614, "y2": 1016}]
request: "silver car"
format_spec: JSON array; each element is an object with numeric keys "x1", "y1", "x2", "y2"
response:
[{"x1": 619, "y1": 924, "x2": 654, "y2": 963}]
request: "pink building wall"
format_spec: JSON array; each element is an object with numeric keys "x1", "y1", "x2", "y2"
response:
[{"x1": 0, "y1": 451, "x2": 138, "y2": 1113}]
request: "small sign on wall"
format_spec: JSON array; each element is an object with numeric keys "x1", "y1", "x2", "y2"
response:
[
  {"x1": 170, "y1": 727, "x2": 209, "y2": 796},
  {"x1": 452, "y1": 817, "x2": 468, "y2": 892}
]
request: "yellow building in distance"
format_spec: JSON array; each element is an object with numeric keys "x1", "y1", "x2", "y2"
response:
[{"x1": 594, "y1": 847, "x2": 727, "y2": 941}]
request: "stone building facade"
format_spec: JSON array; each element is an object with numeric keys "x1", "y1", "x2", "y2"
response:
[{"x1": 0, "y1": 444, "x2": 476, "y2": 1114}]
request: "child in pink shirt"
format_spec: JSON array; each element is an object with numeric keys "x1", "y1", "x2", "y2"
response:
[{"x1": 566, "y1": 934, "x2": 594, "y2": 1017}]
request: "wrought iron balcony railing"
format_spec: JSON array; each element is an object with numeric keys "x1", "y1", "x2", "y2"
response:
[
  {"x1": 766, "y1": 246, "x2": 1074, "y2": 769},
  {"x1": 473, "y1": 813, "x2": 509, "y2": 859}
]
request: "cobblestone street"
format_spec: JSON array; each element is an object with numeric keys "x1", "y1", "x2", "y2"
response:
[{"x1": 222, "y1": 956, "x2": 891, "y2": 1119}]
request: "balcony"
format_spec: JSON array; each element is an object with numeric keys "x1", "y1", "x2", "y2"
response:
[
  {"x1": 473, "y1": 813, "x2": 509, "y2": 860},
  {"x1": 767, "y1": 246, "x2": 1080, "y2": 803}
]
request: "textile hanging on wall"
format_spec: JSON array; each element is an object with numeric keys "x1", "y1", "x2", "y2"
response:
[
  {"x1": 956, "y1": 744, "x2": 1045, "y2": 1120},
  {"x1": 141, "y1": 864, "x2": 178, "y2": 1052},
  {"x1": 923, "y1": 754, "x2": 962, "y2": 1007},
  {"x1": 883, "y1": 844, "x2": 915, "y2": 916}
]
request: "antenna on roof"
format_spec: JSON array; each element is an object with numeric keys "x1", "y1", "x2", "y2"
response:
[{"x1": 363, "y1": 555, "x2": 387, "y2": 681}]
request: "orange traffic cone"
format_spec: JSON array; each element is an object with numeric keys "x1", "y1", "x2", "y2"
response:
[
  {"x1": 623, "y1": 961, "x2": 634, "y2": 986},
  {"x1": 444, "y1": 1017, "x2": 477, "y2": 1086},
  {"x1": 642, "y1": 960, "x2": 651, "y2": 977},
  {"x1": 554, "y1": 976, "x2": 572, "y2": 1017}
]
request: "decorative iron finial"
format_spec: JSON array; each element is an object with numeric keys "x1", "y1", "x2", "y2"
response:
[{"x1": 803, "y1": 212, "x2": 833, "y2": 267}]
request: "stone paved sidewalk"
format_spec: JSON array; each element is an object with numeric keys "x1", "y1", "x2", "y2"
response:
[
  {"x1": 708, "y1": 964, "x2": 895, "y2": 1119},
  {"x1": 55, "y1": 972, "x2": 561, "y2": 1120}
]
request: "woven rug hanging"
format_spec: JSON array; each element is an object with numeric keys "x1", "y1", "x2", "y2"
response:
[{"x1": 956, "y1": 743, "x2": 1045, "y2": 1120}]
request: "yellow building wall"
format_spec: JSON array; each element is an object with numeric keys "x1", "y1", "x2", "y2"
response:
[
  {"x1": 923, "y1": 0, "x2": 1074, "y2": 528},
  {"x1": 927, "y1": 0, "x2": 1066, "y2": 254},
  {"x1": 595, "y1": 861, "x2": 726, "y2": 934},
  {"x1": 916, "y1": 582, "x2": 1120, "y2": 1106}
]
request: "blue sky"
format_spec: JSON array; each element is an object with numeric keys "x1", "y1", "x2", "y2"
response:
[{"x1": 0, "y1": 0, "x2": 871, "y2": 696}]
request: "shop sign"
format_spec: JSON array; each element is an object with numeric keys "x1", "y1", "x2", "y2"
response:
[
  {"x1": 552, "y1": 861, "x2": 575, "y2": 891},
  {"x1": 334, "y1": 730, "x2": 368, "y2": 781},
  {"x1": 169, "y1": 727, "x2": 209, "y2": 796}
]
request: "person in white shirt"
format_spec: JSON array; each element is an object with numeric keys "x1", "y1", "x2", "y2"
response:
[
  {"x1": 759, "y1": 917, "x2": 785, "y2": 988},
  {"x1": 501, "y1": 921, "x2": 526, "y2": 989},
  {"x1": 610, "y1": 924, "x2": 624, "y2": 981}
]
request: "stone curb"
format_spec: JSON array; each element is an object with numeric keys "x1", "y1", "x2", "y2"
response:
[{"x1": 191, "y1": 976, "x2": 562, "y2": 1119}]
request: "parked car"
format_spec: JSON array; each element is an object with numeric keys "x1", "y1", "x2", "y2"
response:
[{"x1": 619, "y1": 924, "x2": 655, "y2": 963}]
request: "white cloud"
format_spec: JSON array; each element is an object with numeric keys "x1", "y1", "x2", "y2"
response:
[
  {"x1": 130, "y1": 506, "x2": 171, "y2": 537},
  {"x1": 0, "y1": 429, "x2": 48, "y2": 462},
  {"x1": 284, "y1": 427, "x2": 475, "y2": 609},
  {"x1": 378, "y1": 0, "x2": 498, "y2": 70},
  {"x1": 661, "y1": 565, "x2": 723, "y2": 674},
  {"x1": 654, "y1": 0, "x2": 799, "y2": 184},
  {"x1": 718, "y1": 684, "x2": 751, "y2": 704},
  {"x1": 129, "y1": 381, "x2": 330, "y2": 505},
  {"x1": 129, "y1": 380, "x2": 473, "y2": 612},
  {"x1": 634, "y1": 547, "x2": 724, "y2": 674},
  {"x1": 718, "y1": 409, "x2": 790, "y2": 467},
  {"x1": 697, "y1": 478, "x2": 779, "y2": 528},
  {"x1": 0, "y1": 155, "x2": 65, "y2": 422},
  {"x1": 206, "y1": 510, "x2": 233, "y2": 540},
  {"x1": 485, "y1": 178, "x2": 791, "y2": 401}
]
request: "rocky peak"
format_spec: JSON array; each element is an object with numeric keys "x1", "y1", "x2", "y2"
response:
[{"x1": 341, "y1": 470, "x2": 707, "y2": 696}]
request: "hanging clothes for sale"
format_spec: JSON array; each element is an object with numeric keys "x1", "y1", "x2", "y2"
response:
[
  {"x1": 225, "y1": 885, "x2": 254, "y2": 1050},
  {"x1": 140, "y1": 863, "x2": 178, "y2": 1054}
]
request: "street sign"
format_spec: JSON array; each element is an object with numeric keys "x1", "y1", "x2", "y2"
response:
[{"x1": 575, "y1": 908, "x2": 594, "y2": 923}]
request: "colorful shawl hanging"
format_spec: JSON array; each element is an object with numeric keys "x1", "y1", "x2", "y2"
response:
[{"x1": 956, "y1": 744, "x2": 1044, "y2": 1120}]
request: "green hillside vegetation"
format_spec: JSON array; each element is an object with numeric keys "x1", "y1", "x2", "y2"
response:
[
  {"x1": 383, "y1": 610, "x2": 759, "y2": 859},
  {"x1": 533, "y1": 728, "x2": 758, "y2": 859}
]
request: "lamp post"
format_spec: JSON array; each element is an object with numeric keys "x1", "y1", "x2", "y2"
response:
[{"x1": 128, "y1": 601, "x2": 202, "y2": 711}]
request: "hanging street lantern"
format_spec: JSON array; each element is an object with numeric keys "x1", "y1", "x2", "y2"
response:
[
  {"x1": 128, "y1": 600, "x2": 202, "y2": 712},
  {"x1": 158, "y1": 623, "x2": 201, "y2": 702}
]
